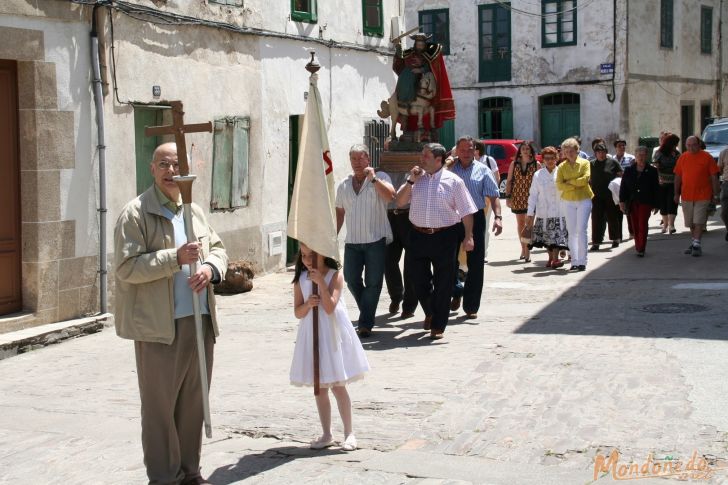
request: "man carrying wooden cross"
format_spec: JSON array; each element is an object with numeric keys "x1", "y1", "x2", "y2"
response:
[{"x1": 114, "y1": 140, "x2": 227, "y2": 485}]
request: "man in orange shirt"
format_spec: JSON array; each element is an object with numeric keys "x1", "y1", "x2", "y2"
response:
[{"x1": 674, "y1": 136, "x2": 721, "y2": 256}]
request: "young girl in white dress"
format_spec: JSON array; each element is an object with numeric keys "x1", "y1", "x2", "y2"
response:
[{"x1": 290, "y1": 243, "x2": 370, "y2": 451}]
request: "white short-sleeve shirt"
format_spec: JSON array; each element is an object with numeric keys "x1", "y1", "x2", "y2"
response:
[{"x1": 336, "y1": 172, "x2": 394, "y2": 245}]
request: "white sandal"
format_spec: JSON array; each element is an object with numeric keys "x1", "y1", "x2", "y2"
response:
[
  {"x1": 309, "y1": 436, "x2": 335, "y2": 450},
  {"x1": 341, "y1": 434, "x2": 357, "y2": 451}
]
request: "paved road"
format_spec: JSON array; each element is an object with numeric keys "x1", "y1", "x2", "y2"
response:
[{"x1": 1, "y1": 210, "x2": 728, "y2": 484}]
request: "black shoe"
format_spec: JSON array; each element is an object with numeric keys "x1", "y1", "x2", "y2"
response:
[
  {"x1": 611, "y1": 241, "x2": 619, "y2": 248},
  {"x1": 450, "y1": 296, "x2": 461, "y2": 311},
  {"x1": 388, "y1": 300, "x2": 401, "y2": 314},
  {"x1": 637, "y1": 251, "x2": 645, "y2": 257},
  {"x1": 570, "y1": 265, "x2": 579, "y2": 271},
  {"x1": 589, "y1": 244, "x2": 600, "y2": 252},
  {"x1": 692, "y1": 245, "x2": 702, "y2": 257},
  {"x1": 684, "y1": 245, "x2": 693, "y2": 255},
  {"x1": 356, "y1": 327, "x2": 372, "y2": 338},
  {"x1": 577, "y1": 265, "x2": 586, "y2": 271}
]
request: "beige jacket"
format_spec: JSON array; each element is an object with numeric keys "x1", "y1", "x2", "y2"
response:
[{"x1": 113, "y1": 186, "x2": 228, "y2": 344}]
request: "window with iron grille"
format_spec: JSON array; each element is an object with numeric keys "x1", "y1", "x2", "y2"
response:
[
  {"x1": 701, "y1": 6, "x2": 712, "y2": 54},
  {"x1": 419, "y1": 9, "x2": 450, "y2": 55},
  {"x1": 479, "y1": 97, "x2": 513, "y2": 139},
  {"x1": 364, "y1": 120, "x2": 389, "y2": 169},
  {"x1": 660, "y1": 0, "x2": 673, "y2": 48},
  {"x1": 542, "y1": 0, "x2": 577, "y2": 47}
]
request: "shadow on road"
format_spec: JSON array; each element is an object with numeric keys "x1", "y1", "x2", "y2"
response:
[
  {"x1": 207, "y1": 445, "x2": 344, "y2": 484},
  {"x1": 514, "y1": 216, "x2": 728, "y2": 340}
]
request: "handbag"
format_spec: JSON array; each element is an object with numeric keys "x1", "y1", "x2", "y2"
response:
[{"x1": 520, "y1": 225, "x2": 532, "y2": 245}]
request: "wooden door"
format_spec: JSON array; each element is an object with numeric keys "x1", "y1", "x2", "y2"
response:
[{"x1": 0, "y1": 60, "x2": 22, "y2": 315}]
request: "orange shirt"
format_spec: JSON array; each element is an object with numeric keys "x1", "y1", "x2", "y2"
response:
[{"x1": 674, "y1": 151, "x2": 719, "y2": 201}]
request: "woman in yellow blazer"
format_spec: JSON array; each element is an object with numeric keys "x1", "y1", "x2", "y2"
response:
[{"x1": 555, "y1": 137, "x2": 594, "y2": 271}]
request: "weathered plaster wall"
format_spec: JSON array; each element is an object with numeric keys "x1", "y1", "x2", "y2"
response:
[{"x1": 626, "y1": 0, "x2": 726, "y2": 145}]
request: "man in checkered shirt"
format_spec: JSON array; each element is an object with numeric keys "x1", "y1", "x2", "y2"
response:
[{"x1": 394, "y1": 143, "x2": 478, "y2": 340}]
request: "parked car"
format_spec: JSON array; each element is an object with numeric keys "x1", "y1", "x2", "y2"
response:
[
  {"x1": 702, "y1": 117, "x2": 728, "y2": 162},
  {"x1": 479, "y1": 139, "x2": 541, "y2": 197}
]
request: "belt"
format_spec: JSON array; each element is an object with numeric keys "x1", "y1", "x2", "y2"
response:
[
  {"x1": 412, "y1": 225, "x2": 447, "y2": 234},
  {"x1": 388, "y1": 208, "x2": 409, "y2": 215}
]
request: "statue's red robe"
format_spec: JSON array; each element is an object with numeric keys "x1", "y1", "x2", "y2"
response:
[{"x1": 393, "y1": 42, "x2": 455, "y2": 132}]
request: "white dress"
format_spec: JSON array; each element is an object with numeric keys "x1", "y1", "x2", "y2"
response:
[{"x1": 290, "y1": 270, "x2": 370, "y2": 388}]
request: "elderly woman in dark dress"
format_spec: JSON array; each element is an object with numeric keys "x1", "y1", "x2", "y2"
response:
[{"x1": 619, "y1": 146, "x2": 660, "y2": 257}]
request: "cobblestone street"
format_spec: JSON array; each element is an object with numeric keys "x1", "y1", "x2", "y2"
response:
[{"x1": 2, "y1": 211, "x2": 728, "y2": 484}]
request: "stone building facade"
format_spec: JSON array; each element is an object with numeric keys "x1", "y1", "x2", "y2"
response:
[
  {"x1": 0, "y1": 0, "x2": 400, "y2": 331},
  {"x1": 405, "y1": 0, "x2": 727, "y2": 152}
]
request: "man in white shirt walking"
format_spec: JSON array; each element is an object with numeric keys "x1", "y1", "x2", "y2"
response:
[{"x1": 336, "y1": 144, "x2": 395, "y2": 338}]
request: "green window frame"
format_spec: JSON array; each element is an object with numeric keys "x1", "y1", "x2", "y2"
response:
[
  {"x1": 479, "y1": 97, "x2": 513, "y2": 139},
  {"x1": 700, "y1": 6, "x2": 713, "y2": 54},
  {"x1": 211, "y1": 116, "x2": 250, "y2": 211},
  {"x1": 291, "y1": 0, "x2": 317, "y2": 23},
  {"x1": 542, "y1": 0, "x2": 577, "y2": 47},
  {"x1": 209, "y1": 0, "x2": 243, "y2": 6},
  {"x1": 478, "y1": 3, "x2": 511, "y2": 83},
  {"x1": 660, "y1": 0, "x2": 673, "y2": 48},
  {"x1": 419, "y1": 8, "x2": 450, "y2": 55},
  {"x1": 362, "y1": 0, "x2": 383, "y2": 37}
]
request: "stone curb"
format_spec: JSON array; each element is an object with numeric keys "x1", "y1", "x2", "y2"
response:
[{"x1": 0, "y1": 313, "x2": 114, "y2": 360}]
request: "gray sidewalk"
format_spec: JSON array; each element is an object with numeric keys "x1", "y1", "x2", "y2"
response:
[{"x1": 1, "y1": 210, "x2": 728, "y2": 484}]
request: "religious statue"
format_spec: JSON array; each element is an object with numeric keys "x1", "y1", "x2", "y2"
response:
[{"x1": 378, "y1": 32, "x2": 455, "y2": 144}]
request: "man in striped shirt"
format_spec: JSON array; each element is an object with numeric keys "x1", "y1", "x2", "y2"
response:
[
  {"x1": 336, "y1": 144, "x2": 396, "y2": 338},
  {"x1": 394, "y1": 143, "x2": 478, "y2": 340},
  {"x1": 449, "y1": 136, "x2": 503, "y2": 319}
]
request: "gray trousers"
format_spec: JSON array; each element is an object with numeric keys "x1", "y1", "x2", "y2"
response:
[{"x1": 135, "y1": 315, "x2": 214, "y2": 485}]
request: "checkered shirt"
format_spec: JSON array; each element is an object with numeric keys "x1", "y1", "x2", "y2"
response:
[{"x1": 409, "y1": 167, "x2": 478, "y2": 228}]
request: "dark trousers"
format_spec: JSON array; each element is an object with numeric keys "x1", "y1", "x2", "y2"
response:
[
  {"x1": 343, "y1": 238, "x2": 387, "y2": 329},
  {"x1": 384, "y1": 210, "x2": 420, "y2": 313},
  {"x1": 135, "y1": 315, "x2": 214, "y2": 485},
  {"x1": 628, "y1": 201, "x2": 653, "y2": 252},
  {"x1": 452, "y1": 210, "x2": 486, "y2": 314},
  {"x1": 591, "y1": 196, "x2": 622, "y2": 244},
  {"x1": 409, "y1": 224, "x2": 460, "y2": 332}
]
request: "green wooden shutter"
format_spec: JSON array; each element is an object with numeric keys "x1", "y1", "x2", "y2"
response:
[
  {"x1": 437, "y1": 119, "x2": 455, "y2": 150},
  {"x1": 211, "y1": 116, "x2": 250, "y2": 210},
  {"x1": 211, "y1": 119, "x2": 233, "y2": 210},
  {"x1": 232, "y1": 117, "x2": 250, "y2": 208}
]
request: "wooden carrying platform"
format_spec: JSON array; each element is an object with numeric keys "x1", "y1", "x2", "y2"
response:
[{"x1": 379, "y1": 151, "x2": 421, "y2": 173}]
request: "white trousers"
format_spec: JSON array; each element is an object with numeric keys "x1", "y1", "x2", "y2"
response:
[{"x1": 562, "y1": 198, "x2": 592, "y2": 266}]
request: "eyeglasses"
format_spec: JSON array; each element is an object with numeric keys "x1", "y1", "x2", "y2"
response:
[
  {"x1": 157, "y1": 161, "x2": 180, "y2": 171},
  {"x1": 543, "y1": 156, "x2": 556, "y2": 160}
]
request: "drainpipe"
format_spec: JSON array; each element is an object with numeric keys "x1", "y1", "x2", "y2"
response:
[
  {"x1": 718, "y1": 0, "x2": 724, "y2": 116},
  {"x1": 91, "y1": 6, "x2": 108, "y2": 314}
]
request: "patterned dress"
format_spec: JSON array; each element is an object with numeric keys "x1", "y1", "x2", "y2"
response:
[{"x1": 510, "y1": 160, "x2": 538, "y2": 214}]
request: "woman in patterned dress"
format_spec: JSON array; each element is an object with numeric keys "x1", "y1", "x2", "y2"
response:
[
  {"x1": 525, "y1": 146, "x2": 569, "y2": 268},
  {"x1": 505, "y1": 141, "x2": 541, "y2": 261}
]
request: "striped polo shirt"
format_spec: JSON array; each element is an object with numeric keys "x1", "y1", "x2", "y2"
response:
[
  {"x1": 336, "y1": 172, "x2": 394, "y2": 244},
  {"x1": 409, "y1": 167, "x2": 478, "y2": 228},
  {"x1": 450, "y1": 159, "x2": 499, "y2": 210}
]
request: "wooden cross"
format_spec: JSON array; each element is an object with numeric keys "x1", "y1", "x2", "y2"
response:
[{"x1": 144, "y1": 100, "x2": 212, "y2": 178}]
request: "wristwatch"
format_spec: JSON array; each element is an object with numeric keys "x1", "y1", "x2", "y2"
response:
[
  {"x1": 372, "y1": 176, "x2": 378, "y2": 183},
  {"x1": 494, "y1": 215, "x2": 503, "y2": 220},
  {"x1": 406, "y1": 178, "x2": 415, "y2": 185}
]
